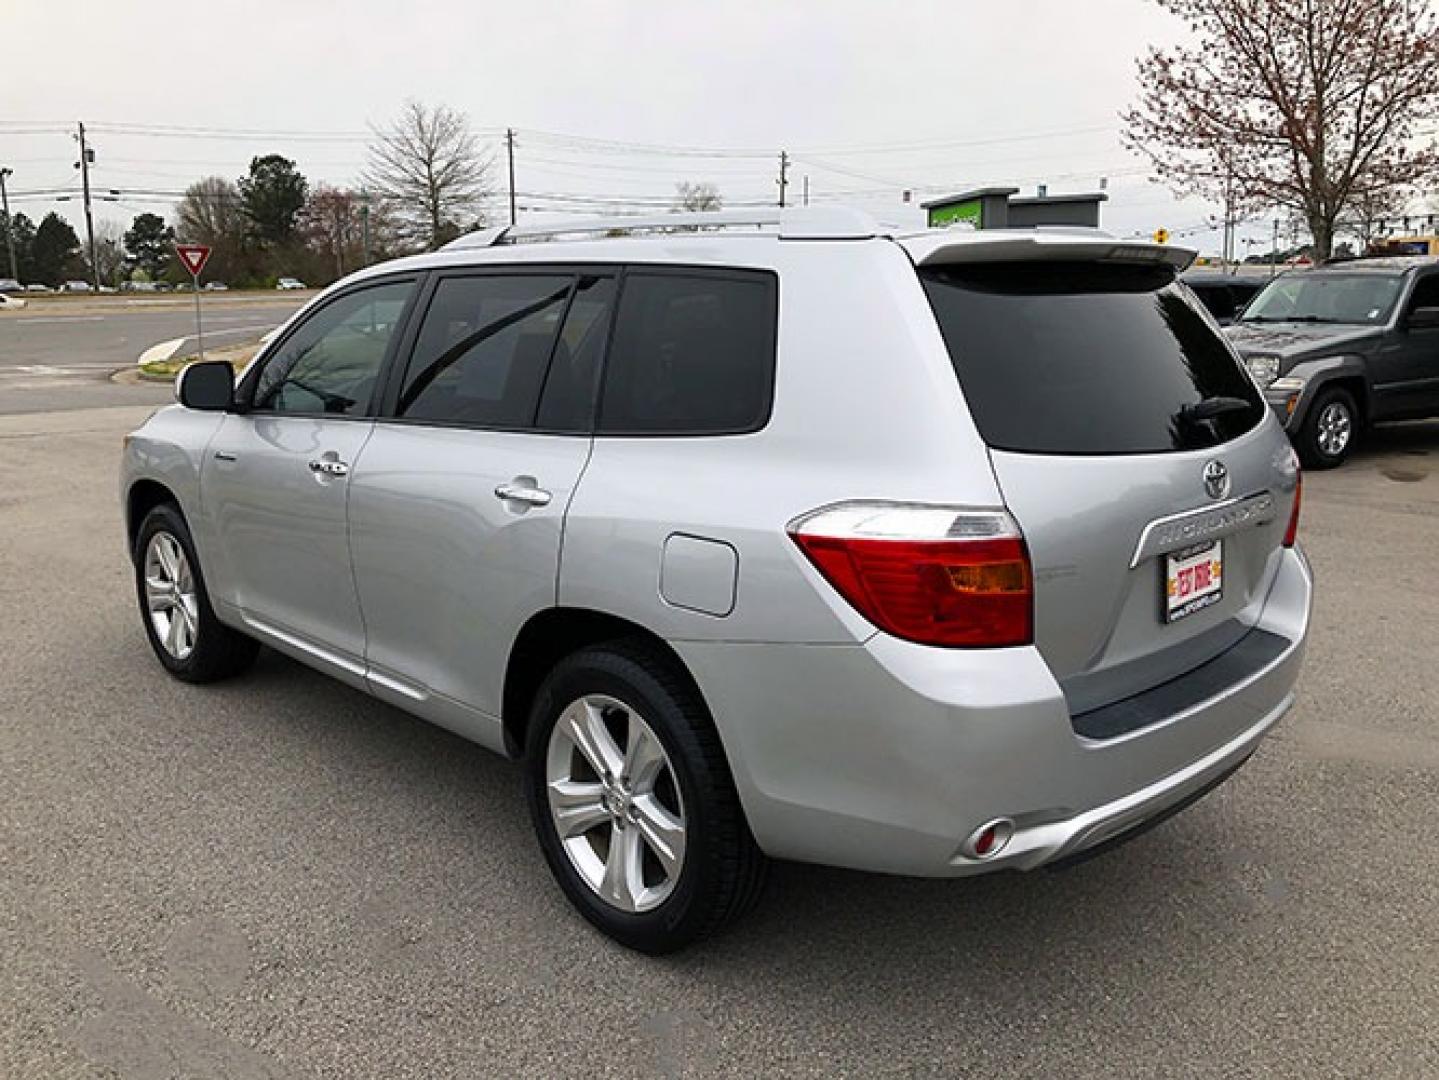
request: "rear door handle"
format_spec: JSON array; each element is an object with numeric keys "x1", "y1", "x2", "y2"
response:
[
  {"x1": 494, "y1": 482, "x2": 552, "y2": 507},
  {"x1": 308, "y1": 458, "x2": 350, "y2": 477}
]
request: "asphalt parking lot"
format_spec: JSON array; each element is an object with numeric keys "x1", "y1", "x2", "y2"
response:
[{"x1": 1, "y1": 405, "x2": 1437, "y2": 1079}]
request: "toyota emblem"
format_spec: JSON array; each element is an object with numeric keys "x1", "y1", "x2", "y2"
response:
[{"x1": 1203, "y1": 460, "x2": 1230, "y2": 500}]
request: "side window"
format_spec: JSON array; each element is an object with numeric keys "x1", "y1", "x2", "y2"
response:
[
  {"x1": 1405, "y1": 274, "x2": 1439, "y2": 319},
  {"x1": 598, "y1": 271, "x2": 777, "y2": 435},
  {"x1": 252, "y1": 281, "x2": 414, "y2": 415},
  {"x1": 397, "y1": 274, "x2": 573, "y2": 427},
  {"x1": 536, "y1": 274, "x2": 616, "y2": 432}
]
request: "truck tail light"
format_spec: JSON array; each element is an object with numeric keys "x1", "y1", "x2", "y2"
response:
[
  {"x1": 788, "y1": 503, "x2": 1033, "y2": 647},
  {"x1": 1283, "y1": 470, "x2": 1302, "y2": 548}
]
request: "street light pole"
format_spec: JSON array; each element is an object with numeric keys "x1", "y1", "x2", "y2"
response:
[
  {"x1": 0, "y1": 167, "x2": 18, "y2": 282},
  {"x1": 505, "y1": 128, "x2": 517, "y2": 226},
  {"x1": 76, "y1": 122, "x2": 100, "y2": 292}
]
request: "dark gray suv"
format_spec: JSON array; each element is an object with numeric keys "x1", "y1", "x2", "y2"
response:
[{"x1": 1226, "y1": 256, "x2": 1439, "y2": 467}]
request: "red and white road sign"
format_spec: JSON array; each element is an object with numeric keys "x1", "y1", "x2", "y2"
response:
[{"x1": 175, "y1": 244, "x2": 211, "y2": 278}]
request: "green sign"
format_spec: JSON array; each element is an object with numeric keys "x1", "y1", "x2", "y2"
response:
[{"x1": 928, "y1": 199, "x2": 983, "y2": 229}]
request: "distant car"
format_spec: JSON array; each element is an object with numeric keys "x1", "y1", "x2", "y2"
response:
[
  {"x1": 60, "y1": 280, "x2": 93, "y2": 293},
  {"x1": 25, "y1": 283, "x2": 51, "y2": 293},
  {"x1": 276, "y1": 277, "x2": 307, "y2": 290},
  {"x1": 204, "y1": 281, "x2": 230, "y2": 291},
  {"x1": 125, "y1": 281, "x2": 159, "y2": 292},
  {"x1": 0, "y1": 277, "x2": 22, "y2": 294},
  {"x1": 1226, "y1": 255, "x2": 1439, "y2": 467},
  {"x1": 0, "y1": 292, "x2": 26, "y2": 310},
  {"x1": 1182, "y1": 272, "x2": 1268, "y2": 326}
]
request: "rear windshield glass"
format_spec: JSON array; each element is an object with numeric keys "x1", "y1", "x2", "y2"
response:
[{"x1": 920, "y1": 262, "x2": 1265, "y2": 455}]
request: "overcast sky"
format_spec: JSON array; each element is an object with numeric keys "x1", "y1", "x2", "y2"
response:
[{"x1": 4, "y1": 0, "x2": 1265, "y2": 255}]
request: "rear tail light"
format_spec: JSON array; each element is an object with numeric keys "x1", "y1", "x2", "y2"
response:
[
  {"x1": 787, "y1": 502, "x2": 1034, "y2": 647},
  {"x1": 1283, "y1": 469, "x2": 1302, "y2": 547}
]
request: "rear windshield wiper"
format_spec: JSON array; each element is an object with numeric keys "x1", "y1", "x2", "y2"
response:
[{"x1": 1176, "y1": 396, "x2": 1254, "y2": 424}]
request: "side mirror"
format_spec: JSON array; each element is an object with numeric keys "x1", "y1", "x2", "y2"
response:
[
  {"x1": 175, "y1": 360, "x2": 234, "y2": 411},
  {"x1": 1406, "y1": 305, "x2": 1439, "y2": 330}
]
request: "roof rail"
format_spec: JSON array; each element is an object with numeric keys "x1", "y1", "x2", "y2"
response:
[{"x1": 441, "y1": 205, "x2": 880, "y2": 251}]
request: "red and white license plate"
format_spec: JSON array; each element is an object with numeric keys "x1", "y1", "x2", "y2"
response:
[{"x1": 1165, "y1": 540, "x2": 1223, "y2": 622}]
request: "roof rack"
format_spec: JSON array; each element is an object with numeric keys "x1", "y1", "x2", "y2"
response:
[{"x1": 441, "y1": 205, "x2": 881, "y2": 251}]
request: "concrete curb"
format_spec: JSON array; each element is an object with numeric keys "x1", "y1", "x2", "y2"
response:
[{"x1": 136, "y1": 337, "x2": 187, "y2": 369}]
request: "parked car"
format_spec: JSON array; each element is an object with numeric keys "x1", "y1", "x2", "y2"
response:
[
  {"x1": 59, "y1": 280, "x2": 93, "y2": 293},
  {"x1": 124, "y1": 281, "x2": 159, "y2": 292},
  {"x1": 0, "y1": 277, "x2": 22, "y2": 294},
  {"x1": 204, "y1": 281, "x2": 230, "y2": 291},
  {"x1": 1183, "y1": 271, "x2": 1268, "y2": 326},
  {"x1": 121, "y1": 208, "x2": 1311, "y2": 953},
  {"x1": 0, "y1": 291, "x2": 26, "y2": 310},
  {"x1": 276, "y1": 277, "x2": 306, "y2": 290},
  {"x1": 1226, "y1": 255, "x2": 1439, "y2": 467},
  {"x1": 24, "y1": 283, "x2": 51, "y2": 293}
]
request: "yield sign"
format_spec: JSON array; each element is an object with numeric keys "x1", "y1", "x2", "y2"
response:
[{"x1": 175, "y1": 243, "x2": 211, "y2": 278}]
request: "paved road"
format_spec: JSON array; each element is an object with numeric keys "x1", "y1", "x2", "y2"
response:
[
  {"x1": 0, "y1": 297, "x2": 306, "y2": 415},
  {"x1": 1, "y1": 408, "x2": 1437, "y2": 1078}
]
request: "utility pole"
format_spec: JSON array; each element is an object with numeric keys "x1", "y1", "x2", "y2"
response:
[
  {"x1": 75, "y1": 122, "x2": 100, "y2": 291},
  {"x1": 1221, "y1": 167, "x2": 1234, "y2": 273},
  {"x1": 505, "y1": 128, "x2": 517, "y2": 226},
  {"x1": 802, "y1": 174, "x2": 809, "y2": 207},
  {"x1": 1270, "y1": 217, "x2": 1279, "y2": 277},
  {"x1": 359, "y1": 189, "x2": 372, "y2": 267},
  {"x1": 777, "y1": 151, "x2": 789, "y2": 208},
  {"x1": 0, "y1": 167, "x2": 17, "y2": 281}
]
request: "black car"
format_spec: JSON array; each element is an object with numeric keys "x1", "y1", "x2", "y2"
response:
[
  {"x1": 1225, "y1": 257, "x2": 1439, "y2": 467},
  {"x1": 1183, "y1": 271, "x2": 1268, "y2": 326}
]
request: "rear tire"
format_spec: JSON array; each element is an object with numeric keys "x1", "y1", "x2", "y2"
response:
[
  {"x1": 1296, "y1": 386, "x2": 1358, "y2": 469},
  {"x1": 134, "y1": 503, "x2": 259, "y2": 683},
  {"x1": 523, "y1": 640, "x2": 767, "y2": 954}
]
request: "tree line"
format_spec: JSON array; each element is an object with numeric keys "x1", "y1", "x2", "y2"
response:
[{"x1": 2, "y1": 102, "x2": 495, "y2": 289}]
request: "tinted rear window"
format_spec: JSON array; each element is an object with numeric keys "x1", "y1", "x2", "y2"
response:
[{"x1": 920, "y1": 263, "x2": 1265, "y2": 454}]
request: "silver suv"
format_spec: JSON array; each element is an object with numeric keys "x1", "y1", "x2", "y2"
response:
[{"x1": 121, "y1": 208, "x2": 1312, "y2": 953}]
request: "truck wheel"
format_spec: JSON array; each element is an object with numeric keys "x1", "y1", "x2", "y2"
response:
[{"x1": 1297, "y1": 386, "x2": 1358, "y2": 469}]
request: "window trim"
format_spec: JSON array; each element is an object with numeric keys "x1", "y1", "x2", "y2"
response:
[
  {"x1": 374, "y1": 264, "x2": 621, "y2": 437},
  {"x1": 594, "y1": 264, "x2": 781, "y2": 439},
  {"x1": 236, "y1": 273, "x2": 424, "y2": 420}
]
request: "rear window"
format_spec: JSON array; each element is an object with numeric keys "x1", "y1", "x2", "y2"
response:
[{"x1": 920, "y1": 262, "x2": 1265, "y2": 455}]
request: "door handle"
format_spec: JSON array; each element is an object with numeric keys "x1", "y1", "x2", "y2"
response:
[
  {"x1": 308, "y1": 457, "x2": 350, "y2": 477},
  {"x1": 494, "y1": 482, "x2": 552, "y2": 507},
  {"x1": 213, "y1": 450, "x2": 238, "y2": 462}
]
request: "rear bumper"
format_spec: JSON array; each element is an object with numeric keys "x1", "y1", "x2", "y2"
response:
[{"x1": 676, "y1": 545, "x2": 1311, "y2": 877}]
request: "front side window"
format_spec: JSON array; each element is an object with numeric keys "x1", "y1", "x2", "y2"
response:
[
  {"x1": 397, "y1": 274, "x2": 573, "y2": 427},
  {"x1": 252, "y1": 280, "x2": 414, "y2": 415},
  {"x1": 1404, "y1": 274, "x2": 1439, "y2": 318},
  {"x1": 1241, "y1": 273, "x2": 1403, "y2": 325},
  {"x1": 598, "y1": 271, "x2": 777, "y2": 435}
]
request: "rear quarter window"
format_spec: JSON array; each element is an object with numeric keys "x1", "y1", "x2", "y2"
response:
[
  {"x1": 598, "y1": 269, "x2": 777, "y2": 435},
  {"x1": 920, "y1": 262, "x2": 1265, "y2": 455}
]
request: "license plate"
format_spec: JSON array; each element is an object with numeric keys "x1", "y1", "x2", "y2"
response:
[{"x1": 1165, "y1": 540, "x2": 1223, "y2": 622}]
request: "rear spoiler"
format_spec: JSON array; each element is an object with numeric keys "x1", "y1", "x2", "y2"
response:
[{"x1": 899, "y1": 229, "x2": 1197, "y2": 272}]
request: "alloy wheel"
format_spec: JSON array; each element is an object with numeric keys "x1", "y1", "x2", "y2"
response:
[
  {"x1": 1317, "y1": 401, "x2": 1352, "y2": 457},
  {"x1": 144, "y1": 531, "x2": 199, "y2": 660},
  {"x1": 545, "y1": 694, "x2": 687, "y2": 913}
]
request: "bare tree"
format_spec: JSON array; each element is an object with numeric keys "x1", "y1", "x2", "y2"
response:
[
  {"x1": 363, "y1": 101, "x2": 492, "y2": 250},
  {"x1": 92, "y1": 220, "x2": 125, "y2": 287},
  {"x1": 176, "y1": 177, "x2": 248, "y2": 281},
  {"x1": 1122, "y1": 0, "x2": 1439, "y2": 259},
  {"x1": 672, "y1": 182, "x2": 723, "y2": 212}
]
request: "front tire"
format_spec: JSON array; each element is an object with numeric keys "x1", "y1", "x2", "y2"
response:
[
  {"x1": 134, "y1": 503, "x2": 258, "y2": 683},
  {"x1": 523, "y1": 641, "x2": 767, "y2": 953},
  {"x1": 1297, "y1": 386, "x2": 1359, "y2": 469}
]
